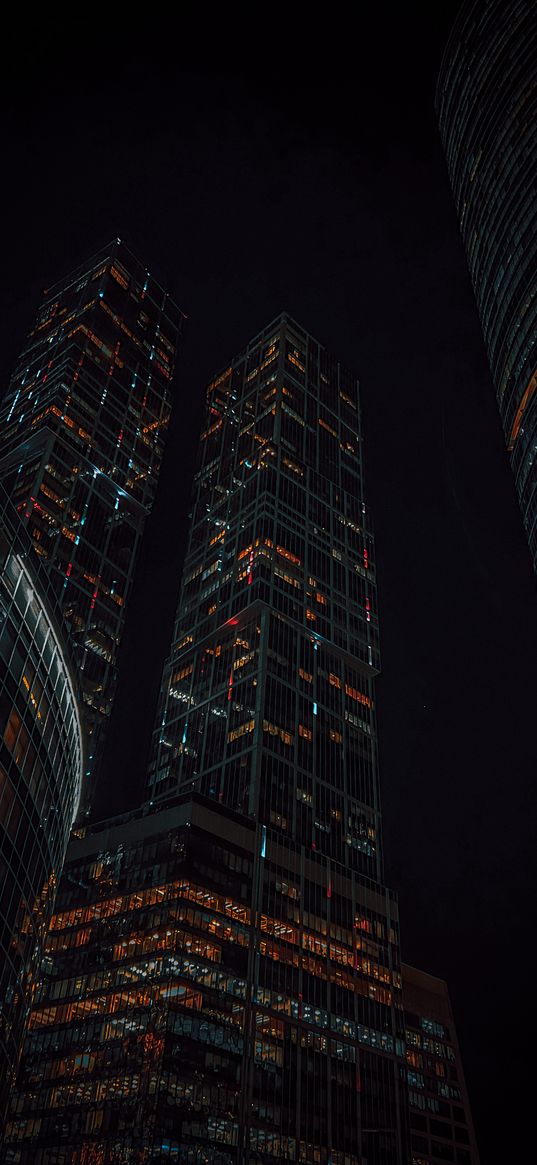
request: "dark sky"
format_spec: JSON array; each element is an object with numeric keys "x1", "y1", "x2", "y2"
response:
[{"x1": 2, "y1": 10, "x2": 536, "y2": 1161}]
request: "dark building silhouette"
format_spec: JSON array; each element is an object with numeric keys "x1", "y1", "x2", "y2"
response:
[
  {"x1": 402, "y1": 965, "x2": 480, "y2": 1165},
  {"x1": 436, "y1": 0, "x2": 537, "y2": 569},
  {"x1": 0, "y1": 485, "x2": 84, "y2": 1123},
  {"x1": 0, "y1": 242, "x2": 184, "y2": 805},
  {"x1": 4, "y1": 316, "x2": 409, "y2": 1163}
]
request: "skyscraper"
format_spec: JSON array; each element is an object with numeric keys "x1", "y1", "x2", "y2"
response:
[
  {"x1": 0, "y1": 241, "x2": 184, "y2": 803},
  {"x1": 5, "y1": 315, "x2": 409, "y2": 1163},
  {"x1": 0, "y1": 484, "x2": 84, "y2": 1123},
  {"x1": 402, "y1": 965, "x2": 480, "y2": 1165},
  {"x1": 147, "y1": 313, "x2": 380, "y2": 815},
  {"x1": 436, "y1": 0, "x2": 537, "y2": 569}
]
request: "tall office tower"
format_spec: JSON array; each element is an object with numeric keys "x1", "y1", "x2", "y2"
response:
[
  {"x1": 402, "y1": 965, "x2": 480, "y2": 1165},
  {"x1": 0, "y1": 485, "x2": 84, "y2": 1124},
  {"x1": 0, "y1": 241, "x2": 184, "y2": 803},
  {"x1": 436, "y1": 0, "x2": 537, "y2": 569},
  {"x1": 4, "y1": 315, "x2": 408, "y2": 1164}
]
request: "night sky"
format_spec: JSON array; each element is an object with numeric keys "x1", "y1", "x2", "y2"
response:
[{"x1": 2, "y1": 10, "x2": 536, "y2": 1161}]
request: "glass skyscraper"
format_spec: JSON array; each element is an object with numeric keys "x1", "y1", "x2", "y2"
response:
[
  {"x1": 0, "y1": 241, "x2": 184, "y2": 804},
  {"x1": 4, "y1": 315, "x2": 409, "y2": 1163},
  {"x1": 436, "y1": 0, "x2": 537, "y2": 569},
  {"x1": 148, "y1": 314, "x2": 380, "y2": 826},
  {"x1": 0, "y1": 484, "x2": 84, "y2": 1125}
]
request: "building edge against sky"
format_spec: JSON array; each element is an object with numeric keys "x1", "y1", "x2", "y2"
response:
[
  {"x1": 0, "y1": 484, "x2": 84, "y2": 1125},
  {"x1": 436, "y1": 0, "x2": 537, "y2": 570},
  {"x1": 0, "y1": 241, "x2": 184, "y2": 810}
]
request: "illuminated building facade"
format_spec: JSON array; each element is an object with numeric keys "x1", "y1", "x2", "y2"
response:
[
  {"x1": 0, "y1": 485, "x2": 84, "y2": 1125},
  {"x1": 402, "y1": 965, "x2": 480, "y2": 1165},
  {"x1": 0, "y1": 241, "x2": 184, "y2": 802},
  {"x1": 5, "y1": 796, "x2": 405, "y2": 1163},
  {"x1": 436, "y1": 0, "x2": 537, "y2": 569},
  {"x1": 4, "y1": 315, "x2": 409, "y2": 1162}
]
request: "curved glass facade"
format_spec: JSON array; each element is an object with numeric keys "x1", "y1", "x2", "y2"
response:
[
  {"x1": 436, "y1": 0, "x2": 537, "y2": 567},
  {"x1": 0, "y1": 487, "x2": 84, "y2": 1119}
]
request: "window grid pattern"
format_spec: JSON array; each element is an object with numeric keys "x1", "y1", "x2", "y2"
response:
[
  {"x1": 402, "y1": 964, "x2": 481, "y2": 1165},
  {"x1": 5, "y1": 799, "x2": 407, "y2": 1165}
]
